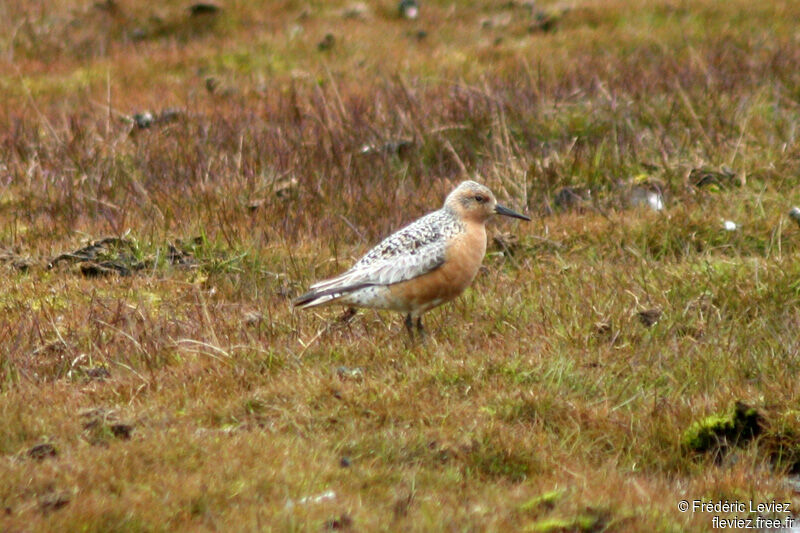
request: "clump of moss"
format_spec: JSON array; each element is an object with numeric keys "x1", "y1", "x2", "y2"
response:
[
  {"x1": 518, "y1": 489, "x2": 565, "y2": 513},
  {"x1": 682, "y1": 401, "x2": 764, "y2": 454},
  {"x1": 525, "y1": 508, "x2": 610, "y2": 532}
]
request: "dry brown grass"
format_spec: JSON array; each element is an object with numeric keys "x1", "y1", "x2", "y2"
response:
[{"x1": 1, "y1": 0, "x2": 800, "y2": 531}]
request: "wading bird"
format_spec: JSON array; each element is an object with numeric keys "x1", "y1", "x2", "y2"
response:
[{"x1": 293, "y1": 180, "x2": 530, "y2": 337}]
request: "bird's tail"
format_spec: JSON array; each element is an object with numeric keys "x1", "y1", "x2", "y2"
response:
[
  {"x1": 292, "y1": 290, "x2": 339, "y2": 309},
  {"x1": 292, "y1": 281, "x2": 373, "y2": 309}
]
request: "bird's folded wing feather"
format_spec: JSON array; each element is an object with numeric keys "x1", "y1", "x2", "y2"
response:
[{"x1": 309, "y1": 212, "x2": 452, "y2": 291}]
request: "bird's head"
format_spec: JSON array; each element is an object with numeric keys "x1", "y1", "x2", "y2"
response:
[{"x1": 444, "y1": 180, "x2": 531, "y2": 223}]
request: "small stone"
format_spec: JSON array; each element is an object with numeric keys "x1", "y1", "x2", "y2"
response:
[
  {"x1": 398, "y1": 0, "x2": 419, "y2": 19},
  {"x1": 789, "y1": 207, "x2": 800, "y2": 226},
  {"x1": 132, "y1": 111, "x2": 154, "y2": 129},
  {"x1": 628, "y1": 185, "x2": 664, "y2": 211},
  {"x1": 205, "y1": 76, "x2": 219, "y2": 93},
  {"x1": 317, "y1": 33, "x2": 335, "y2": 51},
  {"x1": 593, "y1": 321, "x2": 612, "y2": 337},
  {"x1": 637, "y1": 309, "x2": 662, "y2": 327},
  {"x1": 188, "y1": 3, "x2": 221, "y2": 16},
  {"x1": 110, "y1": 423, "x2": 133, "y2": 440},
  {"x1": 325, "y1": 514, "x2": 353, "y2": 530},
  {"x1": 28, "y1": 443, "x2": 57, "y2": 461},
  {"x1": 86, "y1": 366, "x2": 111, "y2": 380},
  {"x1": 723, "y1": 220, "x2": 738, "y2": 231},
  {"x1": 339, "y1": 456, "x2": 351, "y2": 467},
  {"x1": 335, "y1": 366, "x2": 364, "y2": 381},
  {"x1": 39, "y1": 492, "x2": 70, "y2": 514},
  {"x1": 243, "y1": 311, "x2": 263, "y2": 325}
]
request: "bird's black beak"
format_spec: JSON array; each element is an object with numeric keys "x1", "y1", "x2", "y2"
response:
[{"x1": 495, "y1": 203, "x2": 531, "y2": 221}]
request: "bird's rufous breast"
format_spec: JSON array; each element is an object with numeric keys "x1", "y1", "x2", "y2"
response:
[{"x1": 387, "y1": 220, "x2": 487, "y2": 314}]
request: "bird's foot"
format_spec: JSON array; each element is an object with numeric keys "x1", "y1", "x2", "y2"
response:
[{"x1": 404, "y1": 314, "x2": 427, "y2": 344}]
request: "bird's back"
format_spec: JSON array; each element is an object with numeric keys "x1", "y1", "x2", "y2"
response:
[
  {"x1": 351, "y1": 208, "x2": 463, "y2": 272},
  {"x1": 293, "y1": 208, "x2": 464, "y2": 309}
]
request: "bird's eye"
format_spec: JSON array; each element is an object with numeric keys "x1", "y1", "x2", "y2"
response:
[{"x1": 474, "y1": 195, "x2": 487, "y2": 203}]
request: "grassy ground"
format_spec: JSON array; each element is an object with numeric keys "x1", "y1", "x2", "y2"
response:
[{"x1": 2, "y1": 0, "x2": 800, "y2": 530}]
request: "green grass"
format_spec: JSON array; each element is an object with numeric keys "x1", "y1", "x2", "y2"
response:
[{"x1": 1, "y1": 0, "x2": 800, "y2": 530}]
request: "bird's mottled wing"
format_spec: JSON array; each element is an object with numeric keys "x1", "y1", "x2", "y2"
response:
[{"x1": 309, "y1": 210, "x2": 459, "y2": 290}]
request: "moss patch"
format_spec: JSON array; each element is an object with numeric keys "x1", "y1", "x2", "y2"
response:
[
  {"x1": 682, "y1": 401, "x2": 764, "y2": 454},
  {"x1": 525, "y1": 508, "x2": 610, "y2": 532},
  {"x1": 518, "y1": 489, "x2": 566, "y2": 513}
]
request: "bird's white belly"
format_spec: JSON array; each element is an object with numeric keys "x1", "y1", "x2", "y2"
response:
[
  {"x1": 340, "y1": 285, "x2": 442, "y2": 313},
  {"x1": 339, "y1": 285, "x2": 404, "y2": 311}
]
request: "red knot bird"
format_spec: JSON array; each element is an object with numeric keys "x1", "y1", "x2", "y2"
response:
[{"x1": 293, "y1": 180, "x2": 530, "y2": 337}]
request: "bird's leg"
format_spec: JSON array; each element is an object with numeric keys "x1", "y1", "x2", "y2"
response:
[{"x1": 404, "y1": 313, "x2": 414, "y2": 339}]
